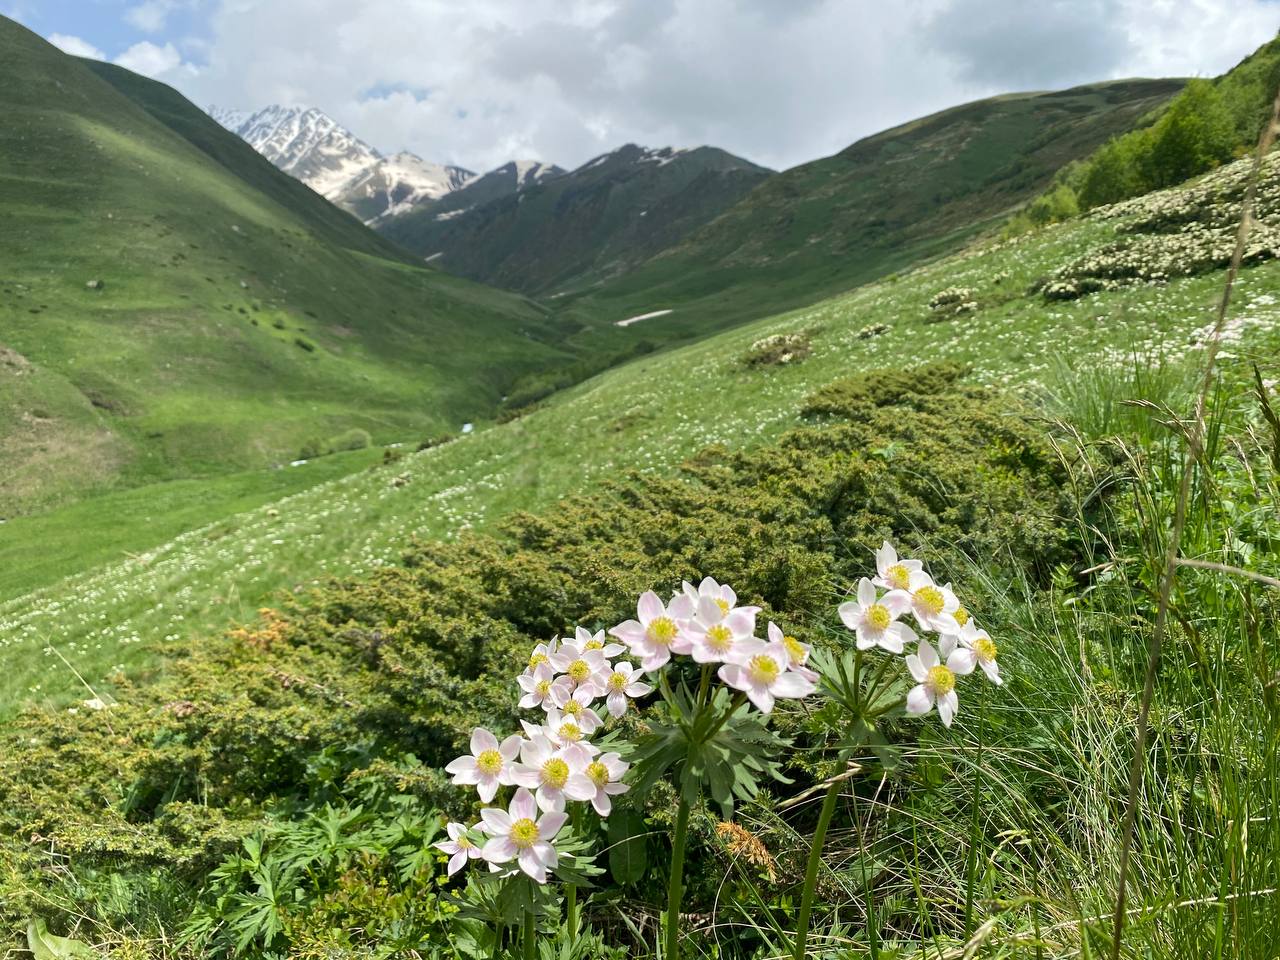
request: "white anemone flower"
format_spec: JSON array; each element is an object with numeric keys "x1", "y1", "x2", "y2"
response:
[
  {"x1": 525, "y1": 709, "x2": 600, "y2": 765},
  {"x1": 837, "y1": 578, "x2": 916, "y2": 653},
  {"x1": 905, "y1": 638, "x2": 975, "y2": 727},
  {"x1": 909, "y1": 580, "x2": 962, "y2": 634},
  {"x1": 582, "y1": 752, "x2": 631, "y2": 816},
  {"x1": 435, "y1": 821, "x2": 486, "y2": 876},
  {"x1": 549, "y1": 645, "x2": 608, "y2": 697},
  {"x1": 679, "y1": 576, "x2": 761, "y2": 621},
  {"x1": 717, "y1": 637, "x2": 817, "y2": 713},
  {"x1": 609, "y1": 590, "x2": 694, "y2": 671},
  {"x1": 444, "y1": 727, "x2": 522, "y2": 803},
  {"x1": 512, "y1": 735, "x2": 596, "y2": 812},
  {"x1": 555, "y1": 689, "x2": 603, "y2": 734},
  {"x1": 602, "y1": 661, "x2": 653, "y2": 717},
  {"x1": 686, "y1": 595, "x2": 757, "y2": 664},
  {"x1": 480, "y1": 787, "x2": 567, "y2": 883},
  {"x1": 573, "y1": 625, "x2": 626, "y2": 658},
  {"x1": 957, "y1": 620, "x2": 1001, "y2": 685},
  {"x1": 517, "y1": 663, "x2": 557, "y2": 710},
  {"x1": 768, "y1": 622, "x2": 819, "y2": 683},
  {"x1": 872, "y1": 541, "x2": 929, "y2": 593},
  {"x1": 522, "y1": 638, "x2": 561, "y2": 677}
]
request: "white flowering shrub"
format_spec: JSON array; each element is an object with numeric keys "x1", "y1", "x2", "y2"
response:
[
  {"x1": 1045, "y1": 151, "x2": 1280, "y2": 299},
  {"x1": 741, "y1": 332, "x2": 813, "y2": 366},
  {"x1": 927, "y1": 286, "x2": 979, "y2": 318},
  {"x1": 434, "y1": 541, "x2": 1000, "y2": 957}
]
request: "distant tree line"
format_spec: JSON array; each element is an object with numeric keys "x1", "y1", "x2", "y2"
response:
[{"x1": 1005, "y1": 36, "x2": 1280, "y2": 235}]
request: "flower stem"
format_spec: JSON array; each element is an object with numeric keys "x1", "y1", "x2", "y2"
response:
[
  {"x1": 566, "y1": 882, "x2": 578, "y2": 943},
  {"x1": 665, "y1": 795, "x2": 692, "y2": 959},
  {"x1": 523, "y1": 909, "x2": 536, "y2": 960},
  {"x1": 702, "y1": 691, "x2": 746, "y2": 742},
  {"x1": 793, "y1": 777, "x2": 842, "y2": 960}
]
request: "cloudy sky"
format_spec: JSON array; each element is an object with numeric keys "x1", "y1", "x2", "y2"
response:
[{"x1": 7, "y1": 0, "x2": 1279, "y2": 173}]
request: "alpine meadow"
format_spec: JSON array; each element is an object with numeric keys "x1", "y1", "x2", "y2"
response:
[{"x1": 2, "y1": 6, "x2": 1280, "y2": 960}]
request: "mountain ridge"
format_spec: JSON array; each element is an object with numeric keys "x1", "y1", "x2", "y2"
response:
[{"x1": 377, "y1": 141, "x2": 773, "y2": 293}]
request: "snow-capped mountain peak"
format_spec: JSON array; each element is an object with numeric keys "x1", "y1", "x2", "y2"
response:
[
  {"x1": 209, "y1": 105, "x2": 562, "y2": 225},
  {"x1": 210, "y1": 104, "x2": 382, "y2": 199}
]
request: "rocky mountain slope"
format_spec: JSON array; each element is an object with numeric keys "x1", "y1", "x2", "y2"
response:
[{"x1": 377, "y1": 143, "x2": 773, "y2": 293}]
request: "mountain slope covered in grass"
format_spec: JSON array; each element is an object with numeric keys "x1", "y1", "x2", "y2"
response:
[
  {"x1": 556, "y1": 79, "x2": 1185, "y2": 339},
  {"x1": 0, "y1": 16, "x2": 568, "y2": 517},
  {"x1": 377, "y1": 143, "x2": 772, "y2": 294}
]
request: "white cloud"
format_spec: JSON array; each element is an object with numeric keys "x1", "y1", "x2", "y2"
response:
[
  {"x1": 115, "y1": 40, "x2": 185, "y2": 78},
  {"x1": 126, "y1": 1, "x2": 174, "y2": 33},
  {"x1": 48, "y1": 33, "x2": 106, "y2": 60},
  {"x1": 80, "y1": 0, "x2": 1280, "y2": 172}
]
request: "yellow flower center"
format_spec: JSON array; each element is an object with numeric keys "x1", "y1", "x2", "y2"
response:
[
  {"x1": 783, "y1": 635, "x2": 807, "y2": 666},
  {"x1": 705, "y1": 623, "x2": 733, "y2": 653},
  {"x1": 528, "y1": 652, "x2": 549, "y2": 671},
  {"x1": 866, "y1": 603, "x2": 891, "y2": 631},
  {"x1": 915, "y1": 586, "x2": 945, "y2": 616},
  {"x1": 542, "y1": 757, "x2": 570, "y2": 789},
  {"x1": 927, "y1": 664, "x2": 956, "y2": 695},
  {"x1": 647, "y1": 616, "x2": 678, "y2": 647},
  {"x1": 587, "y1": 761, "x2": 610, "y2": 787},
  {"x1": 886, "y1": 563, "x2": 911, "y2": 590},
  {"x1": 974, "y1": 637, "x2": 998, "y2": 663},
  {"x1": 954, "y1": 607, "x2": 970, "y2": 627},
  {"x1": 568, "y1": 659, "x2": 591, "y2": 683},
  {"x1": 747, "y1": 654, "x2": 780, "y2": 686},
  {"x1": 476, "y1": 749, "x2": 504, "y2": 777},
  {"x1": 564, "y1": 699, "x2": 584, "y2": 716},
  {"x1": 535, "y1": 679, "x2": 551, "y2": 697},
  {"x1": 584, "y1": 638, "x2": 604, "y2": 650},
  {"x1": 558, "y1": 721, "x2": 583, "y2": 742},
  {"x1": 511, "y1": 818, "x2": 539, "y2": 849},
  {"x1": 607, "y1": 671, "x2": 627, "y2": 692},
  {"x1": 715, "y1": 597, "x2": 731, "y2": 616},
  {"x1": 457, "y1": 835, "x2": 474, "y2": 850}
]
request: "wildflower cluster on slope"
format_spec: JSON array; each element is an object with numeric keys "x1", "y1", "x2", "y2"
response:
[
  {"x1": 436, "y1": 578, "x2": 818, "y2": 884},
  {"x1": 839, "y1": 542, "x2": 1001, "y2": 726}
]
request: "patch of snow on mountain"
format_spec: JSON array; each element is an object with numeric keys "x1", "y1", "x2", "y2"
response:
[
  {"x1": 347, "y1": 152, "x2": 476, "y2": 222},
  {"x1": 512, "y1": 159, "x2": 560, "y2": 187},
  {"x1": 615, "y1": 309, "x2": 673, "y2": 327}
]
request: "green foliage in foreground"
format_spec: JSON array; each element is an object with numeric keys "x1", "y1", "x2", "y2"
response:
[{"x1": 0, "y1": 367, "x2": 1078, "y2": 956}]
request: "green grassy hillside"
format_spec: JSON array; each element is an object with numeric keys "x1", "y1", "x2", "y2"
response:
[
  {"x1": 4, "y1": 147, "x2": 1278, "y2": 711},
  {"x1": 553, "y1": 79, "x2": 1185, "y2": 342},
  {"x1": 378, "y1": 144, "x2": 772, "y2": 294},
  {"x1": 0, "y1": 16, "x2": 568, "y2": 517}
]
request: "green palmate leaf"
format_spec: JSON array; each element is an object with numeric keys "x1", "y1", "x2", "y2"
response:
[
  {"x1": 26, "y1": 920, "x2": 98, "y2": 960},
  {"x1": 632, "y1": 684, "x2": 793, "y2": 816},
  {"x1": 606, "y1": 809, "x2": 649, "y2": 885}
]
